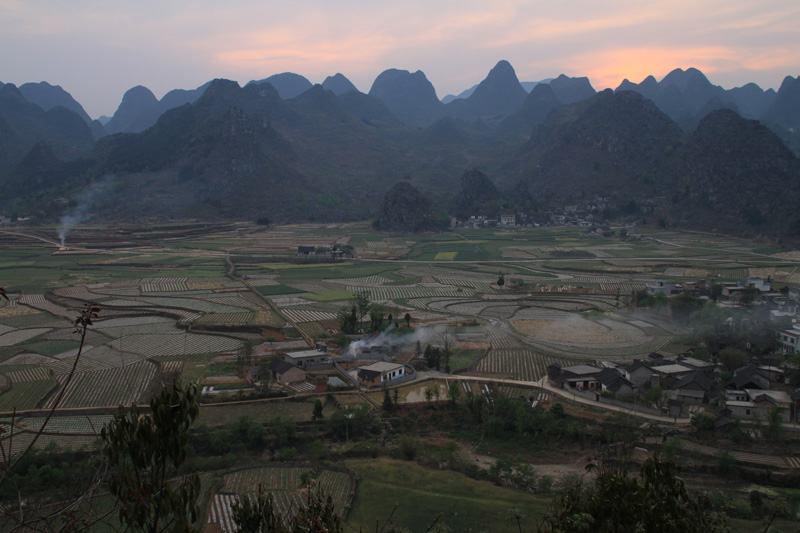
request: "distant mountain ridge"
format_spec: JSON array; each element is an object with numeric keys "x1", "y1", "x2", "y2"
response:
[{"x1": 3, "y1": 63, "x2": 800, "y2": 239}]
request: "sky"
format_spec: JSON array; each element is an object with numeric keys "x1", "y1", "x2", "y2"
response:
[{"x1": 1, "y1": 0, "x2": 799, "y2": 119}]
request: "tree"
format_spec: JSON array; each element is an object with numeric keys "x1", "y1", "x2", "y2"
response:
[
  {"x1": 353, "y1": 290, "x2": 372, "y2": 331},
  {"x1": 312, "y1": 399, "x2": 325, "y2": 422},
  {"x1": 691, "y1": 412, "x2": 715, "y2": 432},
  {"x1": 542, "y1": 454, "x2": 727, "y2": 532},
  {"x1": 404, "y1": 312, "x2": 411, "y2": 327},
  {"x1": 368, "y1": 304, "x2": 386, "y2": 332},
  {"x1": 424, "y1": 345, "x2": 441, "y2": 371},
  {"x1": 414, "y1": 341, "x2": 423, "y2": 360},
  {"x1": 766, "y1": 405, "x2": 784, "y2": 440},
  {"x1": 101, "y1": 381, "x2": 202, "y2": 533},
  {"x1": 382, "y1": 386, "x2": 394, "y2": 412},
  {"x1": 497, "y1": 273, "x2": 505, "y2": 290},
  {"x1": 336, "y1": 303, "x2": 358, "y2": 334},
  {"x1": 231, "y1": 481, "x2": 342, "y2": 533},
  {"x1": 440, "y1": 327, "x2": 455, "y2": 373},
  {"x1": 447, "y1": 381, "x2": 462, "y2": 405}
]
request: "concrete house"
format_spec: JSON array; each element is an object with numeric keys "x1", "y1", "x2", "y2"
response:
[
  {"x1": 548, "y1": 364, "x2": 603, "y2": 391},
  {"x1": 284, "y1": 349, "x2": 333, "y2": 370},
  {"x1": 777, "y1": 325, "x2": 800, "y2": 354},
  {"x1": 357, "y1": 362, "x2": 406, "y2": 388}
]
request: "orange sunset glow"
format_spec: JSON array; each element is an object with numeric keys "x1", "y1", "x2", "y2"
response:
[{"x1": 1, "y1": 0, "x2": 798, "y2": 116}]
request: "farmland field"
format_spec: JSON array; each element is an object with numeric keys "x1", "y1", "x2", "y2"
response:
[
  {"x1": 0, "y1": 222, "x2": 797, "y2": 417},
  {"x1": 208, "y1": 466, "x2": 356, "y2": 532}
]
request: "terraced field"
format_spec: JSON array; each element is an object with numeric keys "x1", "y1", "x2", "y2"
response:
[
  {"x1": 347, "y1": 285, "x2": 473, "y2": 301},
  {"x1": 209, "y1": 466, "x2": 356, "y2": 532},
  {"x1": 0, "y1": 378, "x2": 57, "y2": 411},
  {"x1": 43, "y1": 359, "x2": 159, "y2": 408},
  {"x1": 109, "y1": 332, "x2": 241, "y2": 357},
  {"x1": 472, "y1": 348, "x2": 588, "y2": 382}
]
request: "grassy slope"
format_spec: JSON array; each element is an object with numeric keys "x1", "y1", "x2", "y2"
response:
[{"x1": 345, "y1": 458, "x2": 548, "y2": 532}]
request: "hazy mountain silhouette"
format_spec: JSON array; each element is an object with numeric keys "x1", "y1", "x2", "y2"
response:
[
  {"x1": 321, "y1": 73, "x2": 358, "y2": 95},
  {"x1": 548, "y1": 74, "x2": 596, "y2": 105},
  {"x1": 442, "y1": 79, "x2": 553, "y2": 103},
  {"x1": 0, "y1": 83, "x2": 93, "y2": 178},
  {"x1": 615, "y1": 68, "x2": 737, "y2": 130},
  {"x1": 104, "y1": 83, "x2": 211, "y2": 135},
  {"x1": 18, "y1": 82, "x2": 92, "y2": 123},
  {"x1": 104, "y1": 85, "x2": 158, "y2": 135},
  {"x1": 368, "y1": 69, "x2": 444, "y2": 128},
  {"x1": 248, "y1": 72, "x2": 313, "y2": 99},
  {"x1": 763, "y1": 75, "x2": 800, "y2": 131},
  {"x1": 497, "y1": 83, "x2": 563, "y2": 139},
  {"x1": 446, "y1": 60, "x2": 528, "y2": 121},
  {"x1": 727, "y1": 83, "x2": 776, "y2": 119},
  {"x1": 4, "y1": 65, "x2": 800, "y2": 237}
]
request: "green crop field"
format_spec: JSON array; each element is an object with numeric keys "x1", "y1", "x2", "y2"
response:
[{"x1": 0, "y1": 378, "x2": 57, "y2": 411}]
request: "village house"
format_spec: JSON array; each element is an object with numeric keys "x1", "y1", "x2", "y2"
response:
[
  {"x1": 548, "y1": 364, "x2": 602, "y2": 391},
  {"x1": 622, "y1": 360, "x2": 659, "y2": 389},
  {"x1": 596, "y1": 368, "x2": 634, "y2": 397},
  {"x1": 777, "y1": 324, "x2": 800, "y2": 353},
  {"x1": 357, "y1": 362, "x2": 407, "y2": 388},
  {"x1": 500, "y1": 213, "x2": 516, "y2": 226},
  {"x1": 646, "y1": 280, "x2": 680, "y2": 297},
  {"x1": 672, "y1": 370, "x2": 714, "y2": 404},
  {"x1": 650, "y1": 363, "x2": 693, "y2": 388},
  {"x1": 297, "y1": 246, "x2": 315, "y2": 256},
  {"x1": 270, "y1": 359, "x2": 307, "y2": 385},
  {"x1": 284, "y1": 349, "x2": 333, "y2": 370},
  {"x1": 726, "y1": 365, "x2": 770, "y2": 390},
  {"x1": 725, "y1": 389, "x2": 792, "y2": 423}
]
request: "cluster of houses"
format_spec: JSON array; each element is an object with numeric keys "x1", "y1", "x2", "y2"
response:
[
  {"x1": 296, "y1": 244, "x2": 354, "y2": 259},
  {"x1": 548, "y1": 351, "x2": 800, "y2": 425},
  {"x1": 646, "y1": 276, "x2": 800, "y2": 344},
  {"x1": 266, "y1": 343, "x2": 413, "y2": 392},
  {"x1": 450, "y1": 213, "x2": 519, "y2": 229}
]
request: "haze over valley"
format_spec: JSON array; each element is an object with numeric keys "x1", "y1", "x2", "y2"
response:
[{"x1": 3, "y1": 2, "x2": 800, "y2": 531}]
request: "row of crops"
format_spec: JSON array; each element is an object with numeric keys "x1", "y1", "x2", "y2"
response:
[{"x1": 209, "y1": 467, "x2": 356, "y2": 532}]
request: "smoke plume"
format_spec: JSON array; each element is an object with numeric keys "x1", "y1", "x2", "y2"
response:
[
  {"x1": 57, "y1": 175, "x2": 115, "y2": 247},
  {"x1": 346, "y1": 324, "x2": 447, "y2": 358}
]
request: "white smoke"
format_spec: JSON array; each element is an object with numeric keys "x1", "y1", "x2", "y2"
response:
[
  {"x1": 345, "y1": 324, "x2": 446, "y2": 358},
  {"x1": 58, "y1": 175, "x2": 115, "y2": 247}
]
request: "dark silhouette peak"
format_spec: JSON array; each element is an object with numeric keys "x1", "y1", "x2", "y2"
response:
[
  {"x1": 322, "y1": 73, "x2": 358, "y2": 95},
  {"x1": 0, "y1": 82, "x2": 26, "y2": 102},
  {"x1": 548, "y1": 74, "x2": 596, "y2": 104},
  {"x1": 661, "y1": 67, "x2": 712, "y2": 90},
  {"x1": 19, "y1": 81, "x2": 93, "y2": 124},
  {"x1": 445, "y1": 61, "x2": 527, "y2": 120},
  {"x1": 368, "y1": 68, "x2": 443, "y2": 127},
  {"x1": 249, "y1": 72, "x2": 312, "y2": 99},
  {"x1": 122, "y1": 85, "x2": 158, "y2": 106},
  {"x1": 777, "y1": 75, "x2": 799, "y2": 93},
  {"x1": 194, "y1": 79, "x2": 244, "y2": 108},
  {"x1": 488, "y1": 60, "x2": 516, "y2": 77}
]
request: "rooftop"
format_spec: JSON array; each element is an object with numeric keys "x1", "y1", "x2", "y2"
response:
[
  {"x1": 359, "y1": 362, "x2": 404, "y2": 372},
  {"x1": 285, "y1": 349, "x2": 330, "y2": 360}
]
